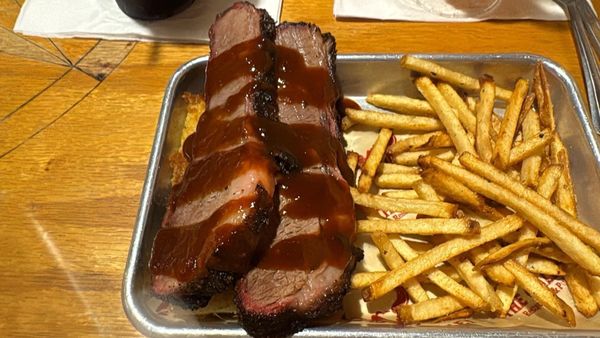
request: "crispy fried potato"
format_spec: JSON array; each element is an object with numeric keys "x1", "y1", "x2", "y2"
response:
[
  {"x1": 507, "y1": 129, "x2": 554, "y2": 167},
  {"x1": 346, "y1": 151, "x2": 359, "y2": 174},
  {"x1": 341, "y1": 116, "x2": 357, "y2": 131},
  {"x1": 475, "y1": 79, "x2": 495, "y2": 163},
  {"x1": 496, "y1": 284, "x2": 519, "y2": 317},
  {"x1": 564, "y1": 264, "x2": 599, "y2": 318},
  {"x1": 381, "y1": 189, "x2": 420, "y2": 199},
  {"x1": 585, "y1": 273, "x2": 600, "y2": 308},
  {"x1": 387, "y1": 131, "x2": 452, "y2": 155},
  {"x1": 351, "y1": 188, "x2": 457, "y2": 218},
  {"x1": 358, "y1": 218, "x2": 480, "y2": 235},
  {"x1": 534, "y1": 63, "x2": 556, "y2": 130},
  {"x1": 532, "y1": 245, "x2": 574, "y2": 264},
  {"x1": 374, "y1": 173, "x2": 422, "y2": 189},
  {"x1": 449, "y1": 255, "x2": 504, "y2": 313},
  {"x1": 526, "y1": 256, "x2": 566, "y2": 276},
  {"x1": 367, "y1": 94, "x2": 436, "y2": 116},
  {"x1": 377, "y1": 163, "x2": 420, "y2": 175},
  {"x1": 351, "y1": 272, "x2": 387, "y2": 289},
  {"x1": 358, "y1": 128, "x2": 393, "y2": 192},
  {"x1": 437, "y1": 82, "x2": 477, "y2": 134},
  {"x1": 345, "y1": 108, "x2": 443, "y2": 132},
  {"x1": 468, "y1": 243, "x2": 515, "y2": 286},
  {"x1": 395, "y1": 296, "x2": 466, "y2": 323},
  {"x1": 475, "y1": 237, "x2": 551, "y2": 270},
  {"x1": 413, "y1": 180, "x2": 442, "y2": 202},
  {"x1": 393, "y1": 148, "x2": 456, "y2": 166},
  {"x1": 550, "y1": 136, "x2": 577, "y2": 217},
  {"x1": 520, "y1": 109, "x2": 543, "y2": 187}
]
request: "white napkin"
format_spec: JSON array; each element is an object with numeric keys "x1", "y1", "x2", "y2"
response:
[
  {"x1": 334, "y1": 0, "x2": 587, "y2": 22},
  {"x1": 14, "y1": 0, "x2": 282, "y2": 43}
]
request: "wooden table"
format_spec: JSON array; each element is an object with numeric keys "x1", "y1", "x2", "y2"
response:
[{"x1": 1, "y1": 0, "x2": 598, "y2": 336}]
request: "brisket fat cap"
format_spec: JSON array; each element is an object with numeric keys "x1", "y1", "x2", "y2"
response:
[{"x1": 149, "y1": 1, "x2": 278, "y2": 309}]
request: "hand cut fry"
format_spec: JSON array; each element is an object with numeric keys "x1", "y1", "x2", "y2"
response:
[
  {"x1": 503, "y1": 259, "x2": 575, "y2": 326},
  {"x1": 374, "y1": 173, "x2": 421, "y2": 189},
  {"x1": 496, "y1": 284, "x2": 518, "y2": 317},
  {"x1": 449, "y1": 256, "x2": 504, "y2": 313},
  {"x1": 526, "y1": 256, "x2": 566, "y2": 276},
  {"x1": 564, "y1": 264, "x2": 599, "y2": 318},
  {"x1": 437, "y1": 82, "x2": 477, "y2": 134},
  {"x1": 377, "y1": 163, "x2": 420, "y2": 175},
  {"x1": 387, "y1": 131, "x2": 452, "y2": 155},
  {"x1": 390, "y1": 237, "x2": 486, "y2": 310},
  {"x1": 415, "y1": 77, "x2": 476, "y2": 155},
  {"x1": 468, "y1": 243, "x2": 515, "y2": 286},
  {"x1": 430, "y1": 308, "x2": 474, "y2": 323},
  {"x1": 458, "y1": 152, "x2": 600, "y2": 256},
  {"x1": 507, "y1": 129, "x2": 553, "y2": 167},
  {"x1": 399, "y1": 55, "x2": 512, "y2": 100},
  {"x1": 367, "y1": 94, "x2": 436, "y2": 116},
  {"x1": 362, "y1": 215, "x2": 524, "y2": 301},
  {"x1": 358, "y1": 218, "x2": 480, "y2": 235},
  {"x1": 492, "y1": 78, "x2": 529, "y2": 169},
  {"x1": 358, "y1": 128, "x2": 393, "y2": 192},
  {"x1": 393, "y1": 148, "x2": 456, "y2": 166},
  {"x1": 341, "y1": 116, "x2": 357, "y2": 131},
  {"x1": 351, "y1": 188, "x2": 457, "y2": 218},
  {"x1": 475, "y1": 79, "x2": 495, "y2": 163},
  {"x1": 351, "y1": 272, "x2": 387, "y2": 289},
  {"x1": 520, "y1": 109, "x2": 542, "y2": 187},
  {"x1": 585, "y1": 273, "x2": 600, "y2": 308},
  {"x1": 424, "y1": 154, "x2": 600, "y2": 275},
  {"x1": 465, "y1": 96, "x2": 477, "y2": 112},
  {"x1": 550, "y1": 136, "x2": 577, "y2": 217},
  {"x1": 346, "y1": 151, "x2": 359, "y2": 174},
  {"x1": 532, "y1": 245, "x2": 574, "y2": 264},
  {"x1": 534, "y1": 62, "x2": 556, "y2": 130},
  {"x1": 371, "y1": 232, "x2": 429, "y2": 303},
  {"x1": 345, "y1": 108, "x2": 443, "y2": 132},
  {"x1": 475, "y1": 237, "x2": 551, "y2": 270},
  {"x1": 413, "y1": 180, "x2": 442, "y2": 202},
  {"x1": 536, "y1": 164, "x2": 562, "y2": 200},
  {"x1": 381, "y1": 189, "x2": 419, "y2": 199},
  {"x1": 395, "y1": 295, "x2": 465, "y2": 323}
]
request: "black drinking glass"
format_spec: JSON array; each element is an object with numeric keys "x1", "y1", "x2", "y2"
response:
[{"x1": 116, "y1": 0, "x2": 196, "y2": 20}]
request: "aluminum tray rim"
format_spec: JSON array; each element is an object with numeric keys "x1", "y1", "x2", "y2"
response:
[{"x1": 122, "y1": 53, "x2": 600, "y2": 337}]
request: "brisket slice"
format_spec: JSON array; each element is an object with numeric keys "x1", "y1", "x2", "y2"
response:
[
  {"x1": 149, "y1": 2, "x2": 278, "y2": 309},
  {"x1": 235, "y1": 23, "x2": 360, "y2": 338}
]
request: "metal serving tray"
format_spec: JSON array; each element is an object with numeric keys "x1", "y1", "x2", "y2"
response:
[{"x1": 123, "y1": 54, "x2": 600, "y2": 337}]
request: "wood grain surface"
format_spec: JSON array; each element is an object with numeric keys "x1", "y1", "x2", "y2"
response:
[{"x1": 1, "y1": 0, "x2": 598, "y2": 336}]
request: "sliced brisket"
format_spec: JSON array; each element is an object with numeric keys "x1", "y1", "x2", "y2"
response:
[{"x1": 149, "y1": 2, "x2": 278, "y2": 309}]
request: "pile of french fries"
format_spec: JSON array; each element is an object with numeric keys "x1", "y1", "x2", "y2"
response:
[{"x1": 345, "y1": 55, "x2": 600, "y2": 326}]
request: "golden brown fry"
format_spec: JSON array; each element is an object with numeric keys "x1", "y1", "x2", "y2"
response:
[
  {"x1": 358, "y1": 128, "x2": 393, "y2": 192},
  {"x1": 437, "y1": 82, "x2": 477, "y2": 134},
  {"x1": 371, "y1": 232, "x2": 429, "y2": 303},
  {"x1": 377, "y1": 163, "x2": 420, "y2": 175},
  {"x1": 564, "y1": 264, "x2": 599, "y2": 318},
  {"x1": 362, "y1": 215, "x2": 524, "y2": 301},
  {"x1": 475, "y1": 237, "x2": 551, "y2": 270},
  {"x1": 490, "y1": 113, "x2": 502, "y2": 141},
  {"x1": 392, "y1": 148, "x2": 456, "y2": 166},
  {"x1": 390, "y1": 237, "x2": 486, "y2": 310},
  {"x1": 475, "y1": 79, "x2": 495, "y2": 162},
  {"x1": 449, "y1": 256, "x2": 504, "y2": 313},
  {"x1": 374, "y1": 173, "x2": 421, "y2": 189},
  {"x1": 535, "y1": 63, "x2": 556, "y2": 130},
  {"x1": 493, "y1": 78, "x2": 529, "y2": 169},
  {"x1": 533, "y1": 245, "x2": 574, "y2": 264},
  {"x1": 585, "y1": 273, "x2": 600, "y2": 308},
  {"x1": 496, "y1": 284, "x2": 519, "y2": 317},
  {"x1": 415, "y1": 77, "x2": 476, "y2": 155},
  {"x1": 341, "y1": 116, "x2": 356, "y2": 131},
  {"x1": 395, "y1": 296, "x2": 465, "y2": 323},
  {"x1": 504, "y1": 260, "x2": 575, "y2": 326},
  {"x1": 526, "y1": 256, "x2": 566, "y2": 276},
  {"x1": 358, "y1": 218, "x2": 480, "y2": 235},
  {"x1": 351, "y1": 272, "x2": 387, "y2": 289},
  {"x1": 469, "y1": 243, "x2": 516, "y2": 286},
  {"x1": 345, "y1": 108, "x2": 443, "y2": 132},
  {"x1": 516, "y1": 93, "x2": 535, "y2": 133},
  {"x1": 430, "y1": 308, "x2": 474, "y2": 323},
  {"x1": 366, "y1": 94, "x2": 436, "y2": 116},
  {"x1": 550, "y1": 136, "x2": 577, "y2": 217},
  {"x1": 508, "y1": 129, "x2": 554, "y2": 167},
  {"x1": 387, "y1": 131, "x2": 452, "y2": 155},
  {"x1": 427, "y1": 154, "x2": 600, "y2": 274},
  {"x1": 351, "y1": 188, "x2": 457, "y2": 218},
  {"x1": 381, "y1": 189, "x2": 420, "y2": 199},
  {"x1": 346, "y1": 151, "x2": 359, "y2": 174},
  {"x1": 399, "y1": 55, "x2": 512, "y2": 100},
  {"x1": 458, "y1": 152, "x2": 600, "y2": 256},
  {"x1": 413, "y1": 180, "x2": 442, "y2": 202},
  {"x1": 465, "y1": 96, "x2": 477, "y2": 113}
]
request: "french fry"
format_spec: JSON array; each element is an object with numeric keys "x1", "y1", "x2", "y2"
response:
[
  {"x1": 346, "y1": 151, "x2": 359, "y2": 174},
  {"x1": 534, "y1": 63, "x2": 556, "y2": 130},
  {"x1": 532, "y1": 245, "x2": 574, "y2": 264},
  {"x1": 490, "y1": 112, "x2": 502, "y2": 141},
  {"x1": 515, "y1": 93, "x2": 536, "y2": 133},
  {"x1": 381, "y1": 189, "x2": 420, "y2": 199},
  {"x1": 366, "y1": 94, "x2": 436, "y2": 116},
  {"x1": 475, "y1": 79, "x2": 495, "y2": 162},
  {"x1": 415, "y1": 77, "x2": 476, "y2": 155},
  {"x1": 351, "y1": 188, "x2": 457, "y2": 218},
  {"x1": 374, "y1": 173, "x2": 421, "y2": 189},
  {"x1": 437, "y1": 82, "x2": 477, "y2": 134},
  {"x1": 492, "y1": 78, "x2": 529, "y2": 169},
  {"x1": 377, "y1": 163, "x2": 420, "y2": 175},
  {"x1": 465, "y1": 96, "x2": 477, "y2": 113},
  {"x1": 399, "y1": 55, "x2": 512, "y2": 100},
  {"x1": 345, "y1": 108, "x2": 443, "y2": 132},
  {"x1": 503, "y1": 259, "x2": 575, "y2": 326},
  {"x1": 449, "y1": 256, "x2": 504, "y2": 313},
  {"x1": 564, "y1": 264, "x2": 599, "y2": 318},
  {"x1": 507, "y1": 129, "x2": 554, "y2": 167},
  {"x1": 387, "y1": 131, "x2": 452, "y2": 155},
  {"x1": 475, "y1": 237, "x2": 551, "y2": 270},
  {"x1": 550, "y1": 136, "x2": 577, "y2": 217},
  {"x1": 425, "y1": 154, "x2": 600, "y2": 274},
  {"x1": 371, "y1": 232, "x2": 429, "y2": 303},
  {"x1": 390, "y1": 237, "x2": 486, "y2": 310},
  {"x1": 413, "y1": 180, "x2": 442, "y2": 202},
  {"x1": 392, "y1": 148, "x2": 456, "y2": 166},
  {"x1": 430, "y1": 308, "x2": 474, "y2": 323},
  {"x1": 341, "y1": 116, "x2": 356, "y2": 131},
  {"x1": 351, "y1": 272, "x2": 387, "y2": 289},
  {"x1": 496, "y1": 284, "x2": 518, "y2": 317},
  {"x1": 358, "y1": 218, "x2": 480, "y2": 236},
  {"x1": 469, "y1": 243, "x2": 516, "y2": 286},
  {"x1": 458, "y1": 152, "x2": 600, "y2": 255},
  {"x1": 362, "y1": 215, "x2": 524, "y2": 301},
  {"x1": 526, "y1": 256, "x2": 566, "y2": 276},
  {"x1": 395, "y1": 296, "x2": 465, "y2": 323},
  {"x1": 585, "y1": 273, "x2": 600, "y2": 308},
  {"x1": 358, "y1": 128, "x2": 393, "y2": 192}
]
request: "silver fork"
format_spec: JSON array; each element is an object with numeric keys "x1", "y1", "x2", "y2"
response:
[{"x1": 553, "y1": 0, "x2": 600, "y2": 134}]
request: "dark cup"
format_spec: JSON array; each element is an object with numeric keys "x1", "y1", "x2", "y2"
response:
[{"x1": 115, "y1": 0, "x2": 196, "y2": 20}]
